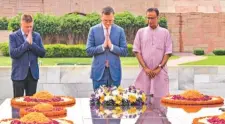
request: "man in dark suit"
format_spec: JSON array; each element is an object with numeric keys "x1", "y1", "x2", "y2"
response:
[
  {"x1": 9, "y1": 14, "x2": 45, "y2": 98},
  {"x1": 87, "y1": 6, "x2": 125, "y2": 124},
  {"x1": 86, "y1": 6, "x2": 127, "y2": 91}
]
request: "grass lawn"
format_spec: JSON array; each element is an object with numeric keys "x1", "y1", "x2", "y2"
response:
[
  {"x1": 181, "y1": 56, "x2": 225, "y2": 65},
  {"x1": 0, "y1": 56, "x2": 179, "y2": 66}
]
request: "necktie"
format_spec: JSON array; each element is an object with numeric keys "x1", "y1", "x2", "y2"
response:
[{"x1": 105, "y1": 28, "x2": 109, "y2": 67}]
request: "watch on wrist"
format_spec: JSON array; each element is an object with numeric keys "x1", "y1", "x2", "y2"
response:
[{"x1": 158, "y1": 64, "x2": 163, "y2": 69}]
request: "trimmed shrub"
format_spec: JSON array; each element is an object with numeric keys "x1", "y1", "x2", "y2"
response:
[
  {"x1": 0, "y1": 43, "x2": 135, "y2": 57},
  {"x1": 213, "y1": 49, "x2": 225, "y2": 55},
  {"x1": 0, "y1": 42, "x2": 9, "y2": 56},
  {"x1": 0, "y1": 17, "x2": 8, "y2": 30},
  {"x1": 193, "y1": 49, "x2": 205, "y2": 55}
]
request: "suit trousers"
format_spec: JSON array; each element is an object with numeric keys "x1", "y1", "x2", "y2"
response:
[
  {"x1": 92, "y1": 67, "x2": 120, "y2": 91},
  {"x1": 12, "y1": 68, "x2": 38, "y2": 98}
]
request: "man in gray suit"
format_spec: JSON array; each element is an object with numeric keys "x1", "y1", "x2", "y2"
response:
[
  {"x1": 9, "y1": 14, "x2": 45, "y2": 98},
  {"x1": 86, "y1": 6, "x2": 128, "y2": 91}
]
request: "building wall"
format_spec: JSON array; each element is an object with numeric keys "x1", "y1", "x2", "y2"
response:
[
  {"x1": 1, "y1": 0, "x2": 225, "y2": 17},
  {"x1": 163, "y1": 12, "x2": 225, "y2": 52},
  {"x1": 0, "y1": 0, "x2": 225, "y2": 52}
]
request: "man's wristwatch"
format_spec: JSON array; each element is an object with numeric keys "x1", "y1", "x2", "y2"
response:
[{"x1": 158, "y1": 64, "x2": 163, "y2": 69}]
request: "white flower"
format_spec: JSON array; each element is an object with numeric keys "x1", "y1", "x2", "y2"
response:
[
  {"x1": 123, "y1": 94, "x2": 129, "y2": 100},
  {"x1": 123, "y1": 111, "x2": 128, "y2": 116},
  {"x1": 112, "y1": 90, "x2": 119, "y2": 96},
  {"x1": 138, "y1": 95, "x2": 142, "y2": 98},
  {"x1": 104, "y1": 95, "x2": 112, "y2": 101},
  {"x1": 97, "y1": 89, "x2": 102, "y2": 94},
  {"x1": 111, "y1": 86, "x2": 117, "y2": 90},
  {"x1": 104, "y1": 109, "x2": 112, "y2": 115},
  {"x1": 112, "y1": 114, "x2": 119, "y2": 118},
  {"x1": 98, "y1": 111, "x2": 104, "y2": 115}
]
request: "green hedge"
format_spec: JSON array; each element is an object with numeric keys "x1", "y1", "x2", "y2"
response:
[
  {"x1": 8, "y1": 14, "x2": 21, "y2": 32},
  {"x1": 158, "y1": 17, "x2": 168, "y2": 29},
  {"x1": 0, "y1": 42, "x2": 9, "y2": 56},
  {"x1": 193, "y1": 49, "x2": 205, "y2": 55},
  {"x1": 7, "y1": 12, "x2": 168, "y2": 37},
  {"x1": 0, "y1": 43, "x2": 135, "y2": 57},
  {"x1": 0, "y1": 17, "x2": 8, "y2": 30},
  {"x1": 213, "y1": 49, "x2": 225, "y2": 55},
  {"x1": 45, "y1": 44, "x2": 88, "y2": 57},
  {"x1": 34, "y1": 14, "x2": 60, "y2": 36},
  {"x1": 127, "y1": 44, "x2": 134, "y2": 57}
]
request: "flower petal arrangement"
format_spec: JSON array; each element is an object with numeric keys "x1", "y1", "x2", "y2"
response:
[
  {"x1": 11, "y1": 91, "x2": 76, "y2": 107},
  {"x1": 0, "y1": 112, "x2": 73, "y2": 124},
  {"x1": 91, "y1": 105, "x2": 147, "y2": 119},
  {"x1": 161, "y1": 90, "x2": 224, "y2": 105},
  {"x1": 19, "y1": 103, "x2": 67, "y2": 118},
  {"x1": 193, "y1": 113, "x2": 225, "y2": 124},
  {"x1": 90, "y1": 85, "x2": 147, "y2": 106}
]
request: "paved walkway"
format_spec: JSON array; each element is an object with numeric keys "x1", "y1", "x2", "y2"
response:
[{"x1": 168, "y1": 56, "x2": 207, "y2": 66}]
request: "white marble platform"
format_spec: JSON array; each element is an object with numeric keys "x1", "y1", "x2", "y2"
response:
[
  {"x1": 0, "y1": 98, "x2": 225, "y2": 124},
  {"x1": 0, "y1": 66, "x2": 225, "y2": 101}
]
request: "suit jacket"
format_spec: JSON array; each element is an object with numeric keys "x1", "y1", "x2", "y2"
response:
[
  {"x1": 86, "y1": 24, "x2": 127, "y2": 82},
  {"x1": 9, "y1": 29, "x2": 46, "y2": 81}
]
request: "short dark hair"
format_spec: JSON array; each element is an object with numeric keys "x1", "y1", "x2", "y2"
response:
[
  {"x1": 21, "y1": 14, "x2": 33, "y2": 23},
  {"x1": 102, "y1": 6, "x2": 115, "y2": 15},
  {"x1": 146, "y1": 8, "x2": 159, "y2": 16}
]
